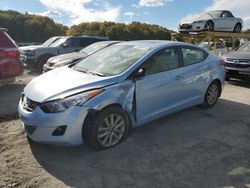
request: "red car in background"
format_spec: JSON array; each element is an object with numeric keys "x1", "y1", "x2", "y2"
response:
[{"x1": 0, "y1": 28, "x2": 22, "y2": 84}]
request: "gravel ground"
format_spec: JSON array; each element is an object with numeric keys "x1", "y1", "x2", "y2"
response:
[{"x1": 0, "y1": 69, "x2": 250, "y2": 188}]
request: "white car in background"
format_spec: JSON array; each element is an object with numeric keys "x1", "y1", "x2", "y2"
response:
[
  {"x1": 199, "y1": 42, "x2": 228, "y2": 56},
  {"x1": 179, "y1": 10, "x2": 243, "y2": 33}
]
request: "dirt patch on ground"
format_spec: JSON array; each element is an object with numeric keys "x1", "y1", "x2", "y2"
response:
[{"x1": 0, "y1": 70, "x2": 250, "y2": 188}]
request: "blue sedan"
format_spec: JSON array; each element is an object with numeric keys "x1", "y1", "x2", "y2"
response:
[{"x1": 18, "y1": 40, "x2": 225, "y2": 150}]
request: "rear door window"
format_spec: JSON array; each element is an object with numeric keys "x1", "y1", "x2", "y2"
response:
[
  {"x1": 141, "y1": 47, "x2": 179, "y2": 75},
  {"x1": 66, "y1": 38, "x2": 82, "y2": 47},
  {"x1": 80, "y1": 38, "x2": 98, "y2": 47},
  {"x1": 181, "y1": 47, "x2": 208, "y2": 66}
]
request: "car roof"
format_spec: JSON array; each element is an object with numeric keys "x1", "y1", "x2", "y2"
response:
[
  {"x1": 115, "y1": 40, "x2": 195, "y2": 49},
  {"x1": 207, "y1": 10, "x2": 229, "y2": 13},
  {"x1": 95, "y1": 40, "x2": 121, "y2": 45},
  {"x1": 70, "y1": 35, "x2": 109, "y2": 40}
]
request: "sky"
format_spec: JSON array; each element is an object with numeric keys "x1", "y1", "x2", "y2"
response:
[{"x1": 0, "y1": 0, "x2": 250, "y2": 30}]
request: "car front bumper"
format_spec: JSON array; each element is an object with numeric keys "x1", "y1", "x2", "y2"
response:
[
  {"x1": 179, "y1": 22, "x2": 206, "y2": 33},
  {"x1": 18, "y1": 99, "x2": 89, "y2": 146},
  {"x1": 20, "y1": 55, "x2": 38, "y2": 66},
  {"x1": 225, "y1": 61, "x2": 250, "y2": 77}
]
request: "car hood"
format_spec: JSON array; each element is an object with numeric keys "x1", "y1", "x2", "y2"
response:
[
  {"x1": 24, "y1": 67, "x2": 119, "y2": 103},
  {"x1": 19, "y1": 45, "x2": 44, "y2": 50},
  {"x1": 223, "y1": 51, "x2": 250, "y2": 60},
  {"x1": 48, "y1": 52, "x2": 87, "y2": 64},
  {"x1": 19, "y1": 45, "x2": 51, "y2": 52}
]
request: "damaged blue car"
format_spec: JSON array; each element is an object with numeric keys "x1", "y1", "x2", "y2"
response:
[{"x1": 18, "y1": 40, "x2": 225, "y2": 150}]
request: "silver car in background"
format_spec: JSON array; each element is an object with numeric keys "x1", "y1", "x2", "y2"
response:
[
  {"x1": 43, "y1": 41, "x2": 120, "y2": 72},
  {"x1": 179, "y1": 10, "x2": 243, "y2": 33},
  {"x1": 223, "y1": 41, "x2": 250, "y2": 80}
]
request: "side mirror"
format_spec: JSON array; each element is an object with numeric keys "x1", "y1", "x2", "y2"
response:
[
  {"x1": 222, "y1": 14, "x2": 227, "y2": 18},
  {"x1": 134, "y1": 68, "x2": 146, "y2": 78},
  {"x1": 62, "y1": 43, "x2": 68, "y2": 48}
]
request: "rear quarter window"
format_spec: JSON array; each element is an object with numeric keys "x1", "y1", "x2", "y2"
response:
[
  {"x1": 181, "y1": 47, "x2": 208, "y2": 66},
  {"x1": 0, "y1": 31, "x2": 16, "y2": 48}
]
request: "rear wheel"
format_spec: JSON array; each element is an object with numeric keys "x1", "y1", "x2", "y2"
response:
[
  {"x1": 233, "y1": 23, "x2": 242, "y2": 33},
  {"x1": 204, "y1": 21, "x2": 214, "y2": 31},
  {"x1": 203, "y1": 81, "x2": 220, "y2": 108},
  {"x1": 86, "y1": 106, "x2": 129, "y2": 150}
]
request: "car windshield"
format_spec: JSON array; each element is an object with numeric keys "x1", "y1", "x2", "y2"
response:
[
  {"x1": 74, "y1": 44, "x2": 151, "y2": 76},
  {"x1": 80, "y1": 42, "x2": 112, "y2": 55},
  {"x1": 200, "y1": 11, "x2": 222, "y2": 18},
  {"x1": 42, "y1": 37, "x2": 60, "y2": 46},
  {"x1": 49, "y1": 37, "x2": 68, "y2": 47},
  {"x1": 237, "y1": 42, "x2": 250, "y2": 52}
]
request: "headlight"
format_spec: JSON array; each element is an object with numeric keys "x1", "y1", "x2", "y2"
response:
[
  {"x1": 40, "y1": 89, "x2": 104, "y2": 113},
  {"x1": 193, "y1": 20, "x2": 206, "y2": 24},
  {"x1": 53, "y1": 59, "x2": 73, "y2": 67},
  {"x1": 24, "y1": 50, "x2": 35, "y2": 56}
]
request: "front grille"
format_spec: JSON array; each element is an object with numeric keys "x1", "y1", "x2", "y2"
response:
[
  {"x1": 225, "y1": 63, "x2": 250, "y2": 68},
  {"x1": 24, "y1": 124, "x2": 37, "y2": 135},
  {"x1": 21, "y1": 94, "x2": 39, "y2": 112},
  {"x1": 180, "y1": 24, "x2": 192, "y2": 29},
  {"x1": 225, "y1": 58, "x2": 250, "y2": 68}
]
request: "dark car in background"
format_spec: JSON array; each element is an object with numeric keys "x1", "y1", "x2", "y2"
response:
[
  {"x1": 43, "y1": 41, "x2": 120, "y2": 72},
  {"x1": 0, "y1": 28, "x2": 22, "y2": 84},
  {"x1": 223, "y1": 41, "x2": 250, "y2": 80},
  {"x1": 20, "y1": 35, "x2": 108, "y2": 71}
]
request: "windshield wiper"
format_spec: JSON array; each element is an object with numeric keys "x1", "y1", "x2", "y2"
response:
[
  {"x1": 80, "y1": 51, "x2": 88, "y2": 55},
  {"x1": 73, "y1": 66, "x2": 89, "y2": 73},
  {"x1": 88, "y1": 70, "x2": 105, "y2": 77},
  {"x1": 73, "y1": 66, "x2": 105, "y2": 77}
]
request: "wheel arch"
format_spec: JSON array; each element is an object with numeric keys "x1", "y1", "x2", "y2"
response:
[
  {"x1": 81, "y1": 103, "x2": 133, "y2": 143},
  {"x1": 235, "y1": 22, "x2": 242, "y2": 27},
  {"x1": 37, "y1": 53, "x2": 55, "y2": 61}
]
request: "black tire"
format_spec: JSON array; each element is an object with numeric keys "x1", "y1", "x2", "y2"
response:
[
  {"x1": 38, "y1": 56, "x2": 51, "y2": 72},
  {"x1": 233, "y1": 23, "x2": 242, "y2": 33},
  {"x1": 204, "y1": 21, "x2": 214, "y2": 32},
  {"x1": 202, "y1": 81, "x2": 220, "y2": 108},
  {"x1": 85, "y1": 106, "x2": 129, "y2": 150},
  {"x1": 225, "y1": 75, "x2": 230, "y2": 81}
]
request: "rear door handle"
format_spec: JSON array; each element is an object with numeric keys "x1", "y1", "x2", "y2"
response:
[{"x1": 175, "y1": 75, "x2": 184, "y2": 80}]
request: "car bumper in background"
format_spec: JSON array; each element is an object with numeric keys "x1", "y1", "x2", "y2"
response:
[
  {"x1": 225, "y1": 62, "x2": 250, "y2": 78},
  {"x1": 20, "y1": 55, "x2": 38, "y2": 66}
]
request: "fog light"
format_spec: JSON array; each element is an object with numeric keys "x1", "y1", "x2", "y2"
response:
[{"x1": 52, "y1": 126, "x2": 67, "y2": 136}]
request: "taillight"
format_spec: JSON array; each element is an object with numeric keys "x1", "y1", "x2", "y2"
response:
[
  {"x1": 4, "y1": 48, "x2": 20, "y2": 58},
  {"x1": 219, "y1": 60, "x2": 226, "y2": 66}
]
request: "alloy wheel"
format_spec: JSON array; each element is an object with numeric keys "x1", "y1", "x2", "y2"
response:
[
  {"x1": 97, "y1": 113, "x2": 126, "y2": 147},
  {"x1": 205, "y1": 21, "x2": 214, "y2": 31},
  {"x1": 206, "y1": 83, "x2": 219, "y2": 105}
]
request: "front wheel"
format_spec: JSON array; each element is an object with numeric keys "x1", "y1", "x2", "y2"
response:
[
  {"x1": 233, "y1": 23, "x2": 242, "y2": 33},
  {"x1": 86, "y1": 106, "x2": 129, "y2": 150},
  {"x1": 202, "y1": 81, "x2": 220, "y2": 108},
  {"x1": 204, "y1": 21, "x2": 214, "y2": 31}
]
